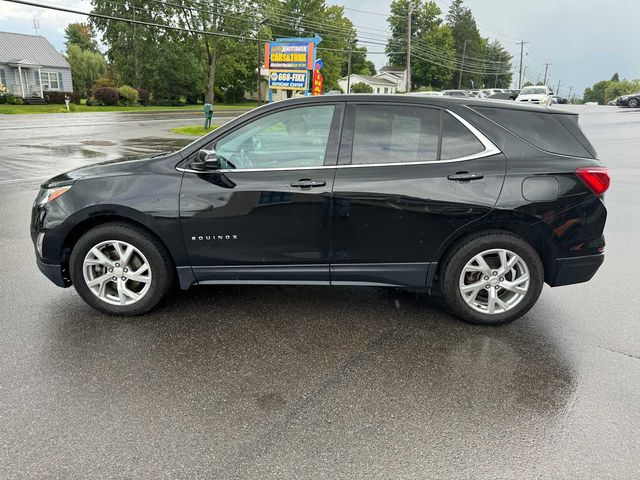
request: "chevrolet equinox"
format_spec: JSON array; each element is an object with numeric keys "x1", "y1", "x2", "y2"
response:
[{"x1": 31, "y1": 96, "x2": 609, "y2": 325}]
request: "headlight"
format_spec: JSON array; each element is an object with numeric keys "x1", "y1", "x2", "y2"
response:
[{"x1": 36, "y1": 185, "x2": 72, "y2": 205}]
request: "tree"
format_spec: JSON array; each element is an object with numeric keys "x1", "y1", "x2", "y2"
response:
[
  {"x1": 64, "y1": 23, "x2": 99, "y2": 53},
  {"x1": 341, "y1": 46, "x2": 375, "y2": 77},
  {"x1": 385, "y1": 0, "x2": 455, "y2": 90},
  {"x1": 65, "y1": 43, "x2": 107, "y2": 97},
  {"x1": 446, "y1": 0, "x2": 485, "y2": 89},
  {"x1": 604, "y1": 79, "x2": 640, "y2": 102},
  {"x1": 610, "y1": 72, "x2": 620, "y2": 82},
  {"x1": 483, "y1": 39, "x2": 512, "y2": 89},
  {"x1": 351, "y1": 82, "x2": 373, "y2": 93},
  {"x1": 583, "y1": 80, "x2": 611, "y2": 105}
]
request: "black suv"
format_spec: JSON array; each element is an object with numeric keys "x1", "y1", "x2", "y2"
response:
[{"x1": 31, "y1": 96, "x2": 609, "y2": 325}]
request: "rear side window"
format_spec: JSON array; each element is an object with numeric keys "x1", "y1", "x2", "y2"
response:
[
  {"x1": 441, "y1": 112, "x2": 485, "y2": 160},
  {"x1": 351, "y1": 105, "x2": 440, "y2": 164},
  {"x1": 472, "y1": 106, "x2": 592, "y2": 158}
]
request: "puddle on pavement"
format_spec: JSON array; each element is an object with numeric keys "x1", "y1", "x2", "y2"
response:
[{"x1": 81, "y1": 140, "x2": 117, "y2": 146}]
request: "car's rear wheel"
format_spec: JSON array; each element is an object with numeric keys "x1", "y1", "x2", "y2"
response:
[
  {"x1": 628, "y1": 98, "x2": 639, "y2": 108},
  {"x1": 69, "y1": 223, "x2": 173, "y2": 315},
  {"x1": 441, "y1": 232, "x2": 544, "y2": 325}
]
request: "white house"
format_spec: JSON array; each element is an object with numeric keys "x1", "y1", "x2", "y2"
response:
[
  {"x1": 0, "y1": 31, "x2": 73, "y2": 100},
  {"x1": 338, "y1": 74, "x2": 398, "y2": 94},
  {"x1": 338, "y1": 67, "x2": 409, "y2": 94}
]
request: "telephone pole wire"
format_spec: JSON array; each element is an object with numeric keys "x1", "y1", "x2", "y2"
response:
[{"x1": 517, "y1": 40, "x2": 529, "y2": 89}]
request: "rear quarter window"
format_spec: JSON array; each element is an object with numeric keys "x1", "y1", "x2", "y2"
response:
[{"x1": 471, "y1": 106, "x2": 593, "y2": 158}]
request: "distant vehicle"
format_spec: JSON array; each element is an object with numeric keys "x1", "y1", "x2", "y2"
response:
[
  {"x1": 617, "y1": 92, "x2": 640, "y2": 108},
  {"x1": 516, "y1": 85, "x2": 553, "y2": 105},
  {"x1": 552, "y1": 96, "x2": 569, "y2": 105},
  {"x1": 407, "y1": 91, "x2": 445, "y2": 97},
  {"x1": 482, "y1": 89, "x2": 504, "y2": 97},
  {"x1": 442, "y1": 90, "x2": 470, "y2": 97},
  {"x1": 607, "y1": 98, "x2": 619, "y2": 106},
  {"x1": 488, "y1": 93, "x2": 514, "y2": 100},
  {"x1": 325, "y1": 90, "x2": 342, "y2": 96}
]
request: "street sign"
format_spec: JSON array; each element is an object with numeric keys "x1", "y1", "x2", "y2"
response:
[
  {"x1": 269, "y1": 70, "x2": 309, "y2": 90},
  {"x1": 266, "y1": 42, "x2": 314, "y2": 70},
  {"x1": 312, "y1": 67, "x2": 323, "y2": 96}
]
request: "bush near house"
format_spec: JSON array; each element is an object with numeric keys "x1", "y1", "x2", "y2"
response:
[
  {"x1": 137, "y1": 88, "x2": 150, "y2": 105},
  {"x1": 44, "y1": 91, "x2": 80, "y2": 104},
  {"x1": 92, "y1": 77, "x2": 115, "y2": 90},
  {"x1": 117, "y1": 85, "x2": 139, "y2": 105},
  {"x1": 351, "y1": 82, "x2": 374, "y2": 93},
  {"x1": 93, "y1": 87, "x2": 119, "y2": 106}
]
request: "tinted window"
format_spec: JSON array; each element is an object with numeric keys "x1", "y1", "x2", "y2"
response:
[
  {"x1": 472, "y1": 106, "x2": 592, "y2": 157},
  {"x1": 351, "y1": 105, "x2": 440, "y2": 164},
  {"x1": 215, "y1": 105, "x2": 334, "y2": 170},
  {"x1": 440, "y1": 112, "x2": 485, "y2": 160}
]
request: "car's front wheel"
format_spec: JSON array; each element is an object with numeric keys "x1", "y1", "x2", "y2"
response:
[
  {"x1": 441, "y1": 232, "x2": 544, "y2": 325},
  {"x1": 628, "y1": 98, "x2": 639, "y2": 108},
  {"x1": 69, "y1": 223, "x2": 173, "y2": 315}
]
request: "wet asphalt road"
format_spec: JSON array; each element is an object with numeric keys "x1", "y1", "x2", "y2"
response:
[{"x1": 0, "y1": 107, "x2": 639, "y2": 479}]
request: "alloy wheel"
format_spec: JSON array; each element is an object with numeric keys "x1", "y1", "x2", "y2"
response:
[
  {"x1": 82, "y1": 240, "x2": 152, "y2": 306},
  {"x1": 458, "y1": 248, "x2": 530, "y2": 315}
]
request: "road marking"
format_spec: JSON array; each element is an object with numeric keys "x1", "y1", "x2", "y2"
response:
[{"x1": 0, "y1": 116, "x2": 238, "y2": 131}]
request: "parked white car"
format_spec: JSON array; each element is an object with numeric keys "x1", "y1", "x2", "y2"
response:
[
  {"x1": 406, "y1": 91, "x2": 445, "y2": 97},
  {"x1": 516, "y1": 85, "x2": 553, "y2": 105}
]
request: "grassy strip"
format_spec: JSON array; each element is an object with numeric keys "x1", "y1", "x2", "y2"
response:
[
  {"x1": 0, "y1": 102, "x2": 257, "y2": 115},
  {"x1": 171, "y1": 125, "x2": 221, "y2": 136}
]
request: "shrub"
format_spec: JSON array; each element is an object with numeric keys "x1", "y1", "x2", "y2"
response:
[
  {"x1": 137, "y1": 88, "x2": 150, "y2": 105},
  {"x1": 223, "y1": 84, "x2": 246, "y2": 104},
  {"x1": 94, "y1": 87, "x2": 119, "y2": 106},
  {"x1": 0, "y1": 94, "x2": 6, "y2": 104},
  {"x1": 350, "y1": 82, "x2": 373, "y2": 93},
  {"x1": 117, "y1": 85, "x2": 139, "y2": 105},
  {"x1": 92, "y1": 77, "x2": 115, "y2": 90},
  {"x1": 4, "y1": 94, "x2": 18, "y2": 104},
  {"x1": 44, "y1": 91, "x2": 78, "y2": 104}
]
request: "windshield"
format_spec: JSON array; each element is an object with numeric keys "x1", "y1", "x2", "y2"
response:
[{"x1": 521, "y1": 87, "x2": 547, "y2": 95}]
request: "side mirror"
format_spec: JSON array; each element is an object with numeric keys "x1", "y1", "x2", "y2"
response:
[{"x1": 197, "y1": 148, "x2": 219, "y2": 169}]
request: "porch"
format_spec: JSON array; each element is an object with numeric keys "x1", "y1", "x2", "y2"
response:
[{"x1": 5, "y1": 60, "x2": 44, "y2": 99}]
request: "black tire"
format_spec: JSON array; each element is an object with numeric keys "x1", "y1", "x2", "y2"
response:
[
  {"x1": 69, "y1": 222, "x2": 174, "y2": 315},
  {"x1": 628, "y1": 98, "x2": 639, "y2": 108},
  {"x1": 441, "y1": 232, "x2": 544, "y2": 326}
]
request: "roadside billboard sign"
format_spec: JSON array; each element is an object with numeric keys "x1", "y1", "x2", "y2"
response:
[
  {"x1": 266, "y1": 42, "x2": 314, "y2": 70},
  {"x1": 269, "y1": 70, "x2": 309, "y2": 90}
]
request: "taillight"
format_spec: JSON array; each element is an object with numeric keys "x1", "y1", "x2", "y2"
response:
[{"x1": 576, "y1": 167, "x2": 610, "y2": 196}]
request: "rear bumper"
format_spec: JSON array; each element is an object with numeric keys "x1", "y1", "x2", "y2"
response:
[
  {"x1": 36, "y1": 256, "x2": 69, "y2": 288},
  {"x1": 548, "y1": 253, "x2": 604, "y2": 287}
]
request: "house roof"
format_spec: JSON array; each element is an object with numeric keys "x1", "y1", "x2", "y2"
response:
[
  {"x1": 342, "y1": 74, "x2": 397, "y2": 86},
  {"x1": 0, "y1": 31, "x2": 70, "y2": 68},
  {"x1": 380, "y1": 66, "x2": 406, "y2": 73}
]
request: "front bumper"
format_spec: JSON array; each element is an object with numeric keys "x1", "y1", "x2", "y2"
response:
[
  {"x1": 36, "y1": 255, "x2": 69, "y2": 288},
  {"x1": 548, "y1": 253, "x2": 604, "y2": 287}
]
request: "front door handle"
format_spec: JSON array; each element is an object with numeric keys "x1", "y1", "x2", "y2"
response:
[
  {"x1": 290, "y1": 179, "x2": 327, "y2": 189},
  {"x1": 447, "y1": 172, "x2": 485, "y2": 182}
]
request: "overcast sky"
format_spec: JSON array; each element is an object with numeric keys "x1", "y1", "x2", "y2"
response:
[{"x1": 1, "y1": 0, "x2": 639, "y2": 96}]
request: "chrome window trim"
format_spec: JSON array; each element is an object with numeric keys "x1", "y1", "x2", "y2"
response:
[{"x1": 177, "y1": 108, "x2": 501, "y2": 174}]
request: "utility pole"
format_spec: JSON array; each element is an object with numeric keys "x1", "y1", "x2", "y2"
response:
[
  {"x1": 406, "y1": 1, "x2": 414, "y2": 93},
  {"x1": 256, "y1": 27, "x2": 261, "y2": 105},
  {"x1": 555, "y1": 79, "x2": 561, "y2": 96},
  {"x1": 543, "y1": 63, "x2": 552, "y2": 86},
  {"x1": 346, "y1": 34, "x2": 353, "y2": 94},
  {"x1": 458, "y1": 39, "x2": 468, "y2": 90},
  {"x1": 568, "y1": 85, "x2": 573, "y2": 100},
  {"x1": 517, "y1": 40, "x2": 529, "y2": 89}
]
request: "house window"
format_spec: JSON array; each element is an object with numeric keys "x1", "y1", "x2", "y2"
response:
[
  {"x1": 384, "y1": 87, "x2": 388, "y2": 94},
  {"x1": 0, "y1": 69, "x2": 6, "y2": 87},
  {"x1": 41, "y1": 72, "x2": 61, "y2": 90},
  {"x1": 376, "y1": 88, "x2": 380, "y2": 93}
]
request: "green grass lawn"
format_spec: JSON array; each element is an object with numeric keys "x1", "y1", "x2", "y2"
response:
[
  {"x1": 0, "y1": 102, "x2": 257, "y2": 115},
  {"x1": 171, "y1": 125, "x2": 220, "y2": 136}
]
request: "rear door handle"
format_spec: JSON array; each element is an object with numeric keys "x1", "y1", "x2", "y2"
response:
[
  {"x1": 447, "y1": 172, "x2": 485, "y2": 182},
  {"x1": 290, "y1": 179, "x2": 327, "y2": 189}
]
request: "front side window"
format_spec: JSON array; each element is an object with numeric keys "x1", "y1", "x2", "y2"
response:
[
  {"x1": 351, "y1": 104, "x2": 440, "y2": 165},
  {"x1": 214, "y1": 105, "x2": 335, "y2": 170}
]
